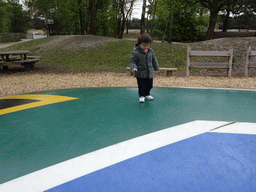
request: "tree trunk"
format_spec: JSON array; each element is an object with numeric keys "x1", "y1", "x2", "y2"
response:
[
  {"x1": 88, "y1": 0, "x2": 98, "y2": 35},
  {"x1": 119, "y1": 10, "x2": 126, "y2": 39},
  {"x1": 75, "y1": 21, "x2": 79, "y2": 35},
  {"x1": 222, "y1": 9, "x2": 230, "y2": 32},
  {"x1": 152, "y1": 0, "x2": 156, "y2": 33},
  {"x1": 207, "y1": 10, "x2": 218, "y2": 40},
  {"x1": 140, "y1": 0, "x2": 146, "y2": 34},
  {"x1": 116, "y1": 16, "x2": 121, "y2": 38},
  {"x1": 112, "y1": 1, "x2": 118, "y2": 38},
  {"x1": 84, "y1": 19, "x2": 88, "y2": 34},
  {"x1": 98, "y1": 0, "x2": 107, "y2": 36},
  {"x1": 118, "y1": 0, "x2": 135, "y2": 38},
  {"x1": 79, "y1": 9, "x2": 85, "y2": 34},
  {"x1": 126, "y1": 17, "x2": 129, "y2": 34},
  {"x1": 126, "y1": 2, "x2": 134, "y2": 34},
  {"x1": 167, "y1": 0, "x2": 173, "y2": 43},
  {"x1": 114, "y1": 14, "x2": 118, "y2": 38},
  {"x1": 118, "y1": 0, "x2": 125, "y2": 38},
  {"x1": 77, "y1": 0, "x2": 85, "y2": 35},
  {"x1": 88, "y1": 1, "x2": 92, "y2": 34}
]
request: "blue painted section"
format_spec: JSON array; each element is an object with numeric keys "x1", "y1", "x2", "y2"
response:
[{"x1": 47, "y1": 133, "x2": 256, "y2": 192}]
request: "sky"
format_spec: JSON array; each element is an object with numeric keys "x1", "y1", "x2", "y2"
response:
[
  {"x1": 131, "y1": 0, "x2": 149, "y2": 19},
  {"x1": 131, "y1": 0, "x2": 143, "y2": 19}
]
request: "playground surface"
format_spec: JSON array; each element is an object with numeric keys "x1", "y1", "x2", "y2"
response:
[{"x1": 0, "y1": 87, "x2": 256, "y2": 191}]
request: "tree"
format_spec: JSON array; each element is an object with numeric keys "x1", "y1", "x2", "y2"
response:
[
  {"x1": 111, "y1": 0, "x2": 135, "y2": 38},
  {"x1": 53, "y1": 0, "x2": 77, "y2": 35},
  {"x1": 167, "y1": 0, "x2": 173, "y2": 43},
  {"x1": 97, "y1": 0, "x2": 112, "y2": 36},
  {"x1": 220, "y1": 0, "x2": 255, "y2": 32},
  {"x1": 125, "y1": 1, "x2": 134, "y2": 34},
  {"x1": 153, "y1": 0, "x2": 207, "y2": 42},
  {"x1": 8, "y1": 0, "x2": 30, "y2": 33},
  {"x1": 65, "y1": 0, "x2": 89, "y2": 35},
  {"x1": 227, "y1": 13, "x2": 256, "y2": 30},
  {"x1": 25, "y1": 0, "x2": 58, "y2": 35},
  {"x1": 0, "y1": 0, "x2": 11, "y2": 33},
  {"x1": 147, "y1": 0, "x2": 156, "y2": 34},
  {"x1": 25, "y1": 0, "x2": 86, "y2": 35},
  {"x1": 0, "y1": 0, "x2": 31, "y2": 34},
  {"x1": 140, "y1": 0, "x2": 146, "y2": 34},
  {"x1": 191, "y1": 0, "x2": 244, "y2": 39},
  {"x1": 88, "y1": 0, "x2": 98, "y2": 35},
  {"x1": 221, "y1": 8, "x2": 231, "y2": 32}
]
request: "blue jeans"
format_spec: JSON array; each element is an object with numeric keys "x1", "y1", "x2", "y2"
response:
[{"x1": 136, "y1": 78, "x2": 153, "y2": 97}]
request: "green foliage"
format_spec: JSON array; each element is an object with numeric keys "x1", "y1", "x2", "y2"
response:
[
  {"x1": 151, "y1": 29, "x2": 163, "y2": 37},
  {"x1": 8, "y1": 0, "x2": 30, "y2": 33},
  {"x1": 52, "y1": 0, "x2": 77, "y2": 35},
  {"x1": 0, "y1": 0, "x2": 31, "y2": 33},
  {"x1": 26, "y1": 0, "x2": 55, "y2": 17},
  {"x1": 0, "y1": 0, "x2": 11, "y2": 33},
  {"x1": 96, "y1": 0, "x2": 115, "y2": 37},
  {"x1": 154, "y1": 0, "x2": 208, "y2": 42},
  {"x1": 25, "y1": 0, "x2": 77, "y2": 35}
]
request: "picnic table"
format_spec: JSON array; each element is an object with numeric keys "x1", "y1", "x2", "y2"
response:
[{"x1": 0, "y1": 50, "x2": 40, "y2": 70}]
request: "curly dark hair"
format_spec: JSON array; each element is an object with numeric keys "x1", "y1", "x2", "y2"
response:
[{"x1": 138, "y1": 33, "x2": 152, "y2": 45}]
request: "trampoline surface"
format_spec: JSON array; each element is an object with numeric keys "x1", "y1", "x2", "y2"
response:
[{"x1": 0, "y1": 87, "x2": 256, "y2": 191}]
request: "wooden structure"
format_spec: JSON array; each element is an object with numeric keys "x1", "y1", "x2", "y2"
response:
[
  {"x1": 126, "y1": 67, "x2": 177, "y2": 77},
  {"x1": 187, "y1": 46, "x2": 233, "y2": 77},
  {"x1": 0, "y1": 50, "x2": 41, "y2": 70},
  {"x1": 245, "y1": 45, "x2": 256, "y2": 77}
]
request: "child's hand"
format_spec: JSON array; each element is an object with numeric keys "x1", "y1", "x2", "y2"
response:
[{"x1": 132, "y1": 69, "x2": 137, "y2": 74}]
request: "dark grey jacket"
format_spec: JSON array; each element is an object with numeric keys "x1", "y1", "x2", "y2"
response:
[{"x1": 129, "y1": 43, "x2": 159, "y2": 79}]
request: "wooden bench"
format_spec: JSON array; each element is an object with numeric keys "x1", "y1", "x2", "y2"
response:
[
  {"x1": 0, "y1": 59, "x2": 7, "y2": 69},
  {"x1": 27, "y1": 56, "x2": 41, "y2": 60},
  {"x1": 126, "y1": 67, "x2": 177, "y2": 77},
  {"x1": 245, "y1": 45, "x2": 256, "y2": 77},
  {"x1": 187, "y1": 45, "x2": 233, "y2": 77},
  {"x1": 11, "y1": 56, "x2": 41, "y2": 69}
]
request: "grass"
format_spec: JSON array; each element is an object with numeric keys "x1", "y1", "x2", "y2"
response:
[{"x1": 0, "y1": 35, "x2": 189, "y2": 73}]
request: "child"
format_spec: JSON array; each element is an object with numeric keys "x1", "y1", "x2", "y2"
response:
[{"x1": 129, "y1": 33, "x2": 159, "y2": 103}]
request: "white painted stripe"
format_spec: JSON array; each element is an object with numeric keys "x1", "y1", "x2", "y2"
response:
[
  {"x1": 160, "y1": 86, "x2": 256, "y2": 92},
  {"x1": 211, "y1": 122, "x2": 256, "y2": 135},
  {"x1": 0, "y1": 120, "x2": 230, "y2": 192}
]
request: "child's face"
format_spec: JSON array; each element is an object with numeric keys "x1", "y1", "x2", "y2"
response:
[{"x1": 139, "y1": 42, "x2": 151, "y2": 53}]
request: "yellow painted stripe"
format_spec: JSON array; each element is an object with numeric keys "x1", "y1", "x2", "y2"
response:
[{"x1": 0, "y1": 94, "x2": 78, "y2": 115}]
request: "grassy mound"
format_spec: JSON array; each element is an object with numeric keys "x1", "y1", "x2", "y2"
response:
[{"x1": 0, "y1": 35, "x2": 187, "y2": 73}]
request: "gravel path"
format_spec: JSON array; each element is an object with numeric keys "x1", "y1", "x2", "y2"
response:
[
  {"x1": 1, "y1": 71, "x2": 256, "y2": 97},
  {"x1": 0, "y1": 39, "x2": 33, "y2": 49}
]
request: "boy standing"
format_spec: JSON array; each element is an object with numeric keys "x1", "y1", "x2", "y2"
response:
[{"x1": 129, "y1": 33, "x2": 159, "y2": 103}]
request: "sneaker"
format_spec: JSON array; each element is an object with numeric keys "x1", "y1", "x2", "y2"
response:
[
  {"x1": 139, "y1": 96, "x2": 145, "y2": 103},
  {"x1": 145, "y1": 95, "x2": 154, "y2": 100}
]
